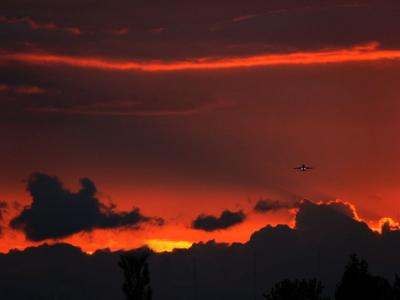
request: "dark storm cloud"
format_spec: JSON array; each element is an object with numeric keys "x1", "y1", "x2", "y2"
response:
[
  {"x1": 192, "y1": 210, "x2": 246, "y2": 231},
  {"x1": 253, "y1": 198, "x2": 299, "y2": 213},
  {"x1": 10, "y1": 173, "x2": 164, "y2": 241},
  {"x1": 2, "y1": 200, "x2": 400, "y2": 300}
]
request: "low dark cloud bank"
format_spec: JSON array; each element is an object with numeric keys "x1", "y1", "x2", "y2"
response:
[
  {"x1": 2, "y1": 200, "x2": 400, "y2": 300},
  {"x1": 192, "y1": 210, "x2": 246, "y2": 231},
  {"x1": 10, "y1": 173, "x2": 163, "y2": 241}
]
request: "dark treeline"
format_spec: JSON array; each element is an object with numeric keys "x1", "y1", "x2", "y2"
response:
[
  {"x1": 119, "y1": 251, "x2": 400, "y2": 300},
  {"x1": 262, "y1": 254, "x2": 400, "y2": 300}
]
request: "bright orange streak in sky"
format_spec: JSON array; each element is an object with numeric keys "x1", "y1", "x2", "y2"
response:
[{"x1": 2, "y1": 42, "x2": 400, "y2": 72}]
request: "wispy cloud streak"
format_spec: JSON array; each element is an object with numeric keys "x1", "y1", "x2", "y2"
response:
[
  {"x1": 0, "y1": 16, "x2": 81, "y2": 35},
  {"x1": 2, "y1": 42, "x2": 399, "y2": 72},
  {"x1": 29, "y1": 99, "x2": 229, "y2": 117},
  {"x1": 0, "y1": 84, "x2": 47, "y2": 95}
]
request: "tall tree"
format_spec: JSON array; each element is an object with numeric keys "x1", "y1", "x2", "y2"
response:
[
  {"x1": 335, "y1": 254, "x2": 392, "y2": 300},
  {"x1": 118, "y1": 248, "x2": 152, "y2": 300}
]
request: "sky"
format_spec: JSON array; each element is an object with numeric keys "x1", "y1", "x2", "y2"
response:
[{"x1": 1, "y1": 0, "x2": 400, "y2": 255}]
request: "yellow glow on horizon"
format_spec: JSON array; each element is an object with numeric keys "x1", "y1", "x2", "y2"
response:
[{"x1": 145, "y1": 239, "x2": 193, "y2": 252}]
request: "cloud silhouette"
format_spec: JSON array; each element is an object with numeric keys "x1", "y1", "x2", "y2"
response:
[
  {"x1": 295, "y1": 199, "x2": 366, "y2": 235},
  {"x1": 253, "y1": 199, "x2": 298, "y2": 213},
  {"x1": 192, "y1": 210, "x2": 246, "y2": 231},
  {"x1": 10, "y1": 173, "x2": 164, "y2": 241}
]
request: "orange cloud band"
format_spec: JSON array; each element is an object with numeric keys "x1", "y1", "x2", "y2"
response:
[{"x1": 1, "y1": 42, "x2": 399, "y2": 72}]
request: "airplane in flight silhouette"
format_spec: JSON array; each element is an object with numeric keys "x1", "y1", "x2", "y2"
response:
[{"x1": 294, "y1": 164, "x2": 313, "y2": 172}]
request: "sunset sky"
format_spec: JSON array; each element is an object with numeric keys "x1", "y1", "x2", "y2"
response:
[{"x1": 1, "y1": 0, "x2": 400, "y2": 254}]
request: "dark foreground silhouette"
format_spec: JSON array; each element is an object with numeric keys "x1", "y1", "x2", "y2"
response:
[
  {"x1": 335, "y1": 254, "x2": 400, "y2": 300},
  {"x1": 118, "y1": 252, "x2": 400, "y2": 300},
  {"x1": 263, "y1": 279, "x2": 328, "y2": 300},
  {"x1": 261, "y1": 254, "x2": 400, "y2": 300},
  {"x1": 119, "y1": 248, "x2": 152, "y2": 300}
]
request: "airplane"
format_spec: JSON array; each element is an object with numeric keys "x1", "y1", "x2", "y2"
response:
[{"x1": 294, "y1": 164, "x2": 313, "y2": 172}]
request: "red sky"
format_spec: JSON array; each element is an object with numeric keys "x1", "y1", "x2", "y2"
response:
[{"x1": 1, "y1": 0, "x2": 400, "y2": 253}]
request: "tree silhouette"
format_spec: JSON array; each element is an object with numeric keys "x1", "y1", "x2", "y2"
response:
[
  {"x1": 118, "y1": 248, "x2": 152, "y2": 300},
  {"x1": 335, "y1": 254, "x2": 392, "y2": 300},
  {"x1": 393, "y1": 275, "x2": 400, "y2": 300},
  {"x1": 263, "y1": 278, "x2": 329, "y2": 300}
]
